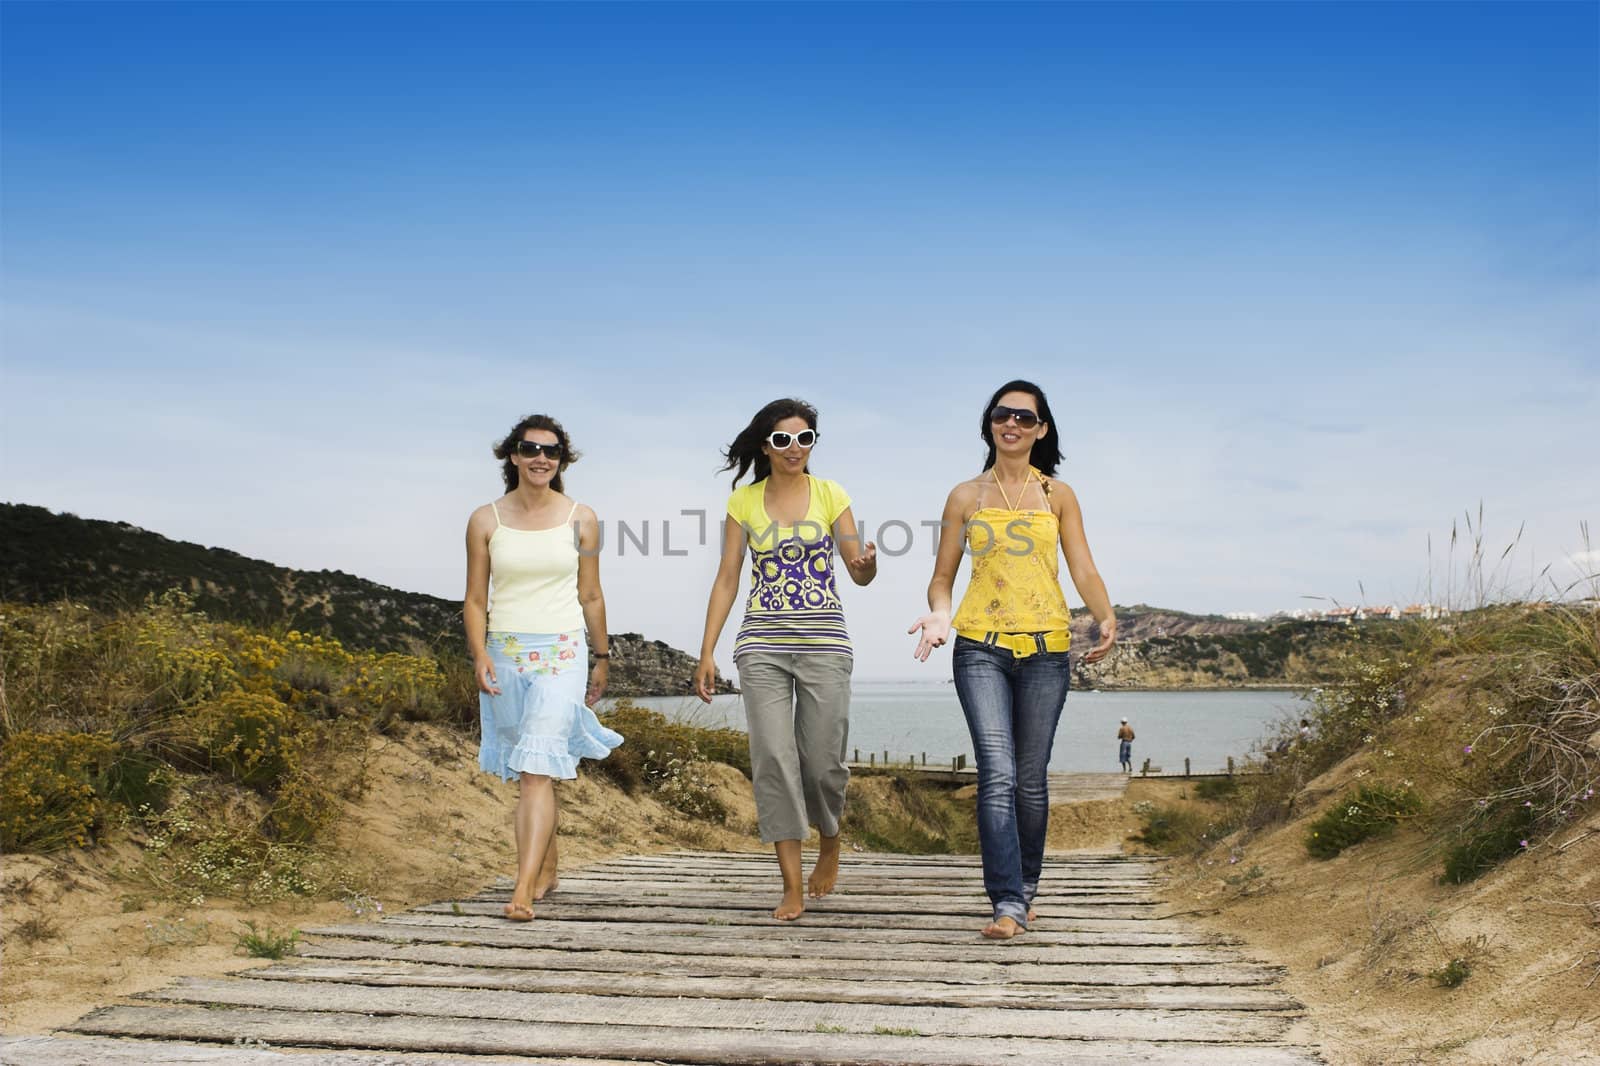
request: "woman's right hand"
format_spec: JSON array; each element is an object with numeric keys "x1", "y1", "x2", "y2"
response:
[
  {"x1": 908, "y1": 611, "x2": 951, "y2": 662},
  {"x1": 475, "y1": 657, "x2": 501, "y2": 696},
  {"x1": 693, "y1": 658, "x2": 718, "y2": 703}
]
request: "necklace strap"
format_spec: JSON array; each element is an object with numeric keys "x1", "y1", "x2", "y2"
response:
[{"x1": 990, "y1": 467, "x2": 1046, "y2": 511}]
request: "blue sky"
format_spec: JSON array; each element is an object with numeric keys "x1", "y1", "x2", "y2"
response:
[{"x1": 3, "y1": 2, "x2": 1596, "y2": 678}]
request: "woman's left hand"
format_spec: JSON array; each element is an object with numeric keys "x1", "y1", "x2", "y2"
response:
[
  {"x1": 845, "y1": 540, "x2": 878, "y2": 583},
  {"x1": 587, "y1": 659, "x2": 609, "y2": 704},
  {"x1": 1082, "y1": 617, "x2": 1117, "y2": 664}
]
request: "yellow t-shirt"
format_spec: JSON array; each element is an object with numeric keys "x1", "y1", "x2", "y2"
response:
[{"x1": 726, "y1": 475, "x2": 853, "y2": 659}]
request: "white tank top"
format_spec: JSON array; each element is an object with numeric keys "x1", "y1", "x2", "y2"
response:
[{"x1": 486, "y1": 500, "x2": 585, "y2": 633}]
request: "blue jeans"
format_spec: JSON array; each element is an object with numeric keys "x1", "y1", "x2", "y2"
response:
[{"x1": 952, "y1": 636, "x2": 1071, "y2": 928}]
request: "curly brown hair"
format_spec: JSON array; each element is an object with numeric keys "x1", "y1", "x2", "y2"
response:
[{"x1": 493, "y1": 414, "x2": 580, "y2": 493}]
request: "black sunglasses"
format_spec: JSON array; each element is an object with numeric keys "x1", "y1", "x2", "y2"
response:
[
  {"x1": 515, "y1": 441, "x2": 563, "y2": 460},
  {"x1": 989, "y1": 405, "x2": 1041, "y2": 430}
]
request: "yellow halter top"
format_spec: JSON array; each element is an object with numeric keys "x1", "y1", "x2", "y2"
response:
[{"x1": 951, "y1": 467, "x2": 1073, "y2": 639}]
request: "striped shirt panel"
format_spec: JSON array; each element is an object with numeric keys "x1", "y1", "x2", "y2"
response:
[{"x1": 733, "y1": 609, "x2": 852, "y2": 659}]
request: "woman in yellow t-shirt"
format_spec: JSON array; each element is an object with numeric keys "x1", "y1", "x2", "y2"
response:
[
  {"x1": 908, "y1": 379, "x2": 1117, "y2": 940},
  {"x1": 694, "y1": 398, "x2": 878, "y2": 920}
]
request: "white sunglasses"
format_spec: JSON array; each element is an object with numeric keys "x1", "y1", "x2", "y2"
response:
[{"x1": 766, "y1": 429, "x2": 817, "y2": 449}]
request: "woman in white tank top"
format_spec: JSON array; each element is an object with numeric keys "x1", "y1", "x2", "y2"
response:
[{"x1": 464, "y1": 414, "x2": 622, "y2": 922}]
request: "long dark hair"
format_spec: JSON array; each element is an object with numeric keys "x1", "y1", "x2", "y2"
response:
[
  {"x1": 493, "y1": 414, "x2": 580, "y2": 494},
  {"x1": 980, "y1": 379, "x2": 1062, "y2": 477},
  {"x1": 720, "y1": 398, "x2": 819, "y2": 488}
]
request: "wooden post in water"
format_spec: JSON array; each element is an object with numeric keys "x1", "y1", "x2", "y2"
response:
[
  {"x1": 869, "y1": 753, "x2": 875, "y2": 767},
  {"x1": 1227, "y1": 756, "x2": 1235, "y2": 776},
  {"x1": 1141, "y1": 758, "x2": 1150, "y2": 776},
  {"x1": 1184, "y1": 757, "x2": 1191, "y2": 778},
  {"x1": 853, "y1": 748, "x2": 859, "y2": 763},
  {"x1": 921, "y1": 752, "x2": 926, "y2": 766}
]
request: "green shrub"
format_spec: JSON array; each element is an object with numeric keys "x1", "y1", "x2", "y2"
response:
[
  {"x1": 1130, "y1": 801, "x2": 1232, "y2": 853},
  {"x1": 1428, "y1": 957, "x2": 1472, "y2": 988},
  {"x1": 0, "y1": 731, "x2": 116, "y2": 851},
  {"x1": 100, "y1": 748, "x2": 173, "y2": 814},
  {"x1": 1441, "y1": 803, "x2": 1536, "y2": 884},
  {"x1": 191, "y1": 691, "x2": 306, "y2": 788},
  {"x1": 345, "y1": 650, "x2": 446, "y2": 728},
  {"x1": 587, "y1": 702, "x2": 734, "y2": 822},
  {"x1": 267, "y1": 772, "x2": 341, "y2": 843},
  {"x1": 1194, "y1": 776, "x2": 1239, "y2": 801},
  {"x1": 234, "y1": 920, "x2": 300, "y2": 959},
  {"x1": 841, "y1": 775, "x2": 977, "y2": 854},
  {"x1": 1305, "y1": 784, "x2": 1418, "y2": 859}
]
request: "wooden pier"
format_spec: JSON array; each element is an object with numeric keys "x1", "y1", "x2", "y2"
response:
[
  {"x1": 39, "y1": 849, "x2": 1321, "y2": 1065},
  {"x1": 849, "y1": 751, "x2": 1268, "y2": 785}
]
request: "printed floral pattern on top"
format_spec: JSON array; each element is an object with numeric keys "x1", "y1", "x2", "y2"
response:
[
  {"x1": 750, "y1": 535, "x2": 843, "y2": 612},
  {"x1": 494, "y1": 632, "x2": 581, "y2": 676},
  {"x1": 952, "y1": 511, "x2": 1073, "y2": 636}
]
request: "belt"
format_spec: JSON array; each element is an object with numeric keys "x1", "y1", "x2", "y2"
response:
[{"x1": 956, "y1": 628, "x2": 1072, "y2": 658}]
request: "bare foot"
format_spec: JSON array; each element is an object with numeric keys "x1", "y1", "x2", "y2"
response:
[
  {"x1": 532, "y1": 876, "x2": 559, "y2": 901},
  {"x1": 807, "y1": 838, "x2": 841, "y2": 898},
  {"x1": 503, "y1": 901, "x2": 534, "y2": 922},
  {"x1": 981, "y1": 916, "x2": 1025, "y2": 940},
  {"x1": 772, "y1": 890, "x2": 805, "y2": 921},
  {"x1": 1027, "y1": 907, "x2": 1037, "y2": 923}
]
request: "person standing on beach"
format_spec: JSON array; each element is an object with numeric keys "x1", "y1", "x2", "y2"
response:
[
  {"x1": 465, "y1": 414, "x2": 623, "y2": 922},
  {"x1": 908, "y1": 379, "x2": 1116, "y2": 940},
  {"x1": 694, "y1": 398, "x2": 877, "y2": 921},
  {"x1": 1117, "y1": 718, "x2": 1136, "y2": 773}
]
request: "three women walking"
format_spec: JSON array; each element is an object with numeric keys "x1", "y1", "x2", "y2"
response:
[
  {"x1": 465, "y1": 414, "x2": 623, "y2": 922},
  {"x1": 465, "y1": 384, "x2": 1114, "y2": 939},
  {"x1": 695, "y1": 399, "x2": 877, "y2": 920},
  {"x1": 909, "y1": 380, "x2": 1116, "y2": 939}
]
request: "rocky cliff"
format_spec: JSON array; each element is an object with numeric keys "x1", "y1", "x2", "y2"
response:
[{"x1": 1069, "y1": 607, "x2": 1349, "y2": 690}]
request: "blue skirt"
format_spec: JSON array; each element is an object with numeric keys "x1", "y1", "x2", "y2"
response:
[{"x1": 478, "y1": 631, "x2": 623, "y2": 781}]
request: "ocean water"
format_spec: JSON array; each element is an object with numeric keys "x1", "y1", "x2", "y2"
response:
[{"x1": 603, "y1": 682, "x2": 1309, "y2": 774}]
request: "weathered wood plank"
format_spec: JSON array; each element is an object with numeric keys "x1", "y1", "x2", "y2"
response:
[
  {"x1": 0, "y1": 1034, "x2": 644, "y2": 1066},
  {"x1": 456, "y1": 891, "x2": 1160, "y2": 916},
  {"x1": 520, "y1": 876, "x2": 1157, "y2": 897},
  {"x1": 372, "y1": 915, "x2": 1244, "y2": 964},
  {"x1": 147, "y1": 976, "x2": 1293, "y2": 1043},
  {"x1": 661, "y1": 850, "x2": 1155, "y2": 864},
  {"x1": 252, "y1": 959, "x2": 1300, "y2": 1012},
  {"x1": 584, "y1": 858, "x2": 1154, "y2": 872},
  {"x1": 297, "y1": 934, "x2": 1283, "y2": 986},
  {"x1": 71, "y1": 1005, "x2": 1325, "y2": 1065},
  {"x1": 402, "y1": 900, "x2": 1160, "y2": 923},
  {"x1": 399, "y1": 909, "x2": 1225, "y2": 946}
]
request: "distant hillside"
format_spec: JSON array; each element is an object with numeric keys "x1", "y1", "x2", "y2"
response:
[
  {"x1": 0, "y1": 503, "x2": 729, "y2": 697},
  {"x1": 1070, "y1": 605, "x2": 1351, "y2": 689}
]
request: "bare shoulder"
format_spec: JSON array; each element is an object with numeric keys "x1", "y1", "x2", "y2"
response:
[
  {"x1": 947, "y1": 478, "x2": 984, "y2": 508},
  {"x1": 570, "y1": 501, "x2": 599, "y2": 528},
  {"x1": 1045, "y1": 478, "x2": 1082, "y2": 510},
  {"x1": 467, "y1": 502, "x2": 498, "y2": 536}
]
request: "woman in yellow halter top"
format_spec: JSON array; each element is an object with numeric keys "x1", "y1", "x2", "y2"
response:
[{"x1": 908, "y1": 380, "x2": 1117, "y2": 940}]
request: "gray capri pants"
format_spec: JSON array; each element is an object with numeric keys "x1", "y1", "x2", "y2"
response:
[{"x1": 735, "y1": 651, "x2": 853, "y2": 843}]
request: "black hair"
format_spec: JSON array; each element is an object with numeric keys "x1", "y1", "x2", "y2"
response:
[
  {"x1": 492, "y1": 414, "x2": 580, "y2": 494},
  {"x1": 980, "y1": 379, "x2": 1062, "y2": 477},
  {"x1": 720, "y1": 398, "x2": 819, "y2": 488}
]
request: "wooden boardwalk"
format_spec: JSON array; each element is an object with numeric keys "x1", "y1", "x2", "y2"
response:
[{"x1": 51, "y1": 850, "x2": 1321, "y2": 1065}]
